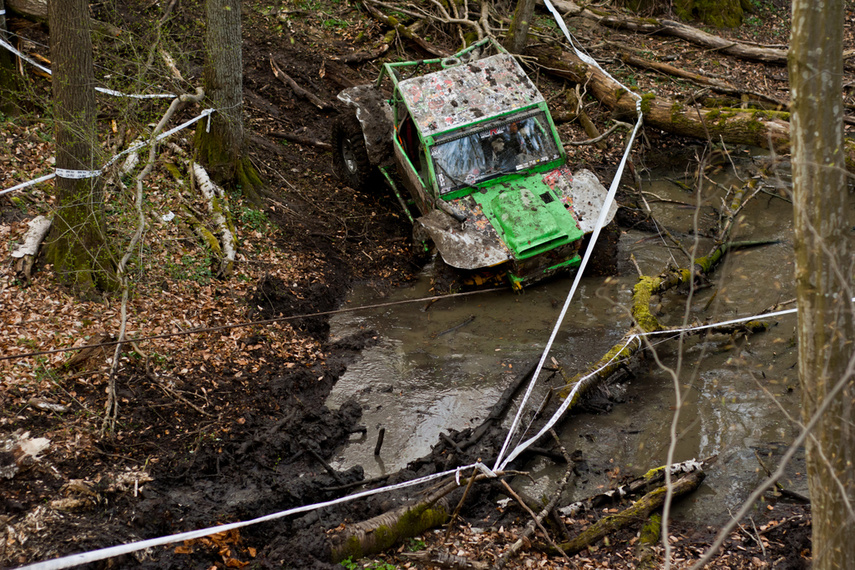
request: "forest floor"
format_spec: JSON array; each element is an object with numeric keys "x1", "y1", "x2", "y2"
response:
[{"x1": 0, "y1": 0, "x2": 844, "y2": 568}]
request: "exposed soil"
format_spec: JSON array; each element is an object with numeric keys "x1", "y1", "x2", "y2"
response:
[{"x1": 0, "y1": 0, "x2": 835, "y2": 568}]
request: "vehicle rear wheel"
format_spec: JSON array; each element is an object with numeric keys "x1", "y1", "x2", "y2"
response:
[{"x1": 331, "y1": 112, "x2": 374, "y2": 192}]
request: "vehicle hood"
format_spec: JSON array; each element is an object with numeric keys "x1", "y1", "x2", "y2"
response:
[{"x1": 472, "y1": 173, "x2": 584, "y2": 260}]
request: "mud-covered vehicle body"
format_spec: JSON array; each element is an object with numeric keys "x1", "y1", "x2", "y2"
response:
[{"x1": 332, "y1": 38, "x2": 616, "y2": 289}]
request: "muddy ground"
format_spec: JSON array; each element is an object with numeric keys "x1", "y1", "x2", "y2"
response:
[{"x1": 0, "y1": 0, "x2": 828, "y2": 568}]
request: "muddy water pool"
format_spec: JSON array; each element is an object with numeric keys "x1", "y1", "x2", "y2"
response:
[{"x1": 327, "y1": 157, "x2": 835, "y2": 524}]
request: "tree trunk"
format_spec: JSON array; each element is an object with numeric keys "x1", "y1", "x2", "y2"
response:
[
  {"x1": 504, "y1": 0, "x2": 536, "y2": 54},
  {"x1": 196, "y1": 0, "x2": 263, "y2": 202},
  {"x1": 45, "y1": 0, "x2": 114, "y2": 294},
  {"x1": 789, "y1": 1, "x2": 855, "y2": 569}
]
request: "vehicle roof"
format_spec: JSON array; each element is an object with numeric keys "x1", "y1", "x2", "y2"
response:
[{"x1": 397, "y1": 53, "x2": 545, "y2": 138}]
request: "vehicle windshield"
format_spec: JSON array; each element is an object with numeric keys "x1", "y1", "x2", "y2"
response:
[{"x1": 430, "y1": 111, "x2": 560, "y2": 194}]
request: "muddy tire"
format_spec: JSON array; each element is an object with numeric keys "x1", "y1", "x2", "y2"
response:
[{"x1": 331, "y1": 112, "x2": 374, "y2": 191}]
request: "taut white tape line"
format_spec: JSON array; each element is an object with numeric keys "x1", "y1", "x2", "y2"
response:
[
  {"x1": 15, "y1": 461, "x2": 494, "y2": 570},
  {"x1": 94, "y1": 86, "x2": 176, "y2": 99},
  {"x1": 0, "y1": 36, "x2": 175, "y2": 99},
  {"x1": 497, "y1": 307, "x2": 800, "y2": 472},
  {"x1": 1, "y1": 108, "x2": 216, "y2": 196},
  {"x1": 0, "y1": 36, "x2": 51, "y2": 74},
  {"x1": 493, "y1": 0, "x2": 643, "y2": 472},
  {"x1": 0, "y1": 173, "x2": 56, "y2": 196}
]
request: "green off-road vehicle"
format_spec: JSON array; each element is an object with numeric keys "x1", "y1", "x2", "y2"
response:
[{"x1": 331, "y1": 38, "x2": 616, "y2": 289}]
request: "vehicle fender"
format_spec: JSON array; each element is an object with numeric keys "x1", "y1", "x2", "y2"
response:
[
  {"x1": 336, "y1": 85, "x2": 395, "y2": 167},
  {"x1": 416, "y1": 209, "x2": 511, "y2": 270},
  {"x1": 556, "y1": 168, "x2": 618, "y2": 233}
]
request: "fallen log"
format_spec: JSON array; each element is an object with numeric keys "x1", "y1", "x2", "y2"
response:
[
  {"x1": 619, "y1": 52, "x2": 788, "y2": 109},
  {"x1": 328, "y1": 42, "x2": 390, "y2": 64},
  {"x1": 546, "y1": 0, "x2": 788, "y2": 65},
  {"x1": 361, "y1": 0, "x2": 449, "y2": 58},
  {"x1": 269, "y1": 55, "x2": 334, "y2": 110},
  {"x1": 527, "y1": 43, "x2": 794, "y2": 156},
  {"x1": 555, "y1": 469, "x2": 705, "y2": 556},
  {"x1": 191, "y1": 162, "x2": 237, "y2": 277},
  {"x1": 6, "y1": 0, "x2": 123, "y2": 36},
  {"x1": 268, "y1": 130, "x2": 332, "y2": 149},
  {"x1": 328, "y1": 471, "x2": 499, "y2": 562},
  {"x1": 10, "y1": 214, "x2": 51, "y2": 282},
  {"x1": 558, "y1": 458, "x2": 708, "y2": 517}
]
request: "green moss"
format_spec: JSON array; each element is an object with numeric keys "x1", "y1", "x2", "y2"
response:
[
  {"x1": 195, "y1": 122, "x2": 264, "y2": 205},
  {"x1": 639, "y1": 93, "x2": 656, "y2": 115},
  {"x1": 45, "y1": 182, "x2": 117, "y2": 294},
  {"x1": 632, "y1": 276, "x2": 663, "y2": 333},
  {"x1": 331, "y1": 503, "x2": 449, "y2": 562},
  {"x1": 673, "y1": 0, "x2": 743, "y2": 27},
  {"x1": 164, "y1": 162, "x2": 184, "y2": 181},
  {"x1": 639, "y1": 513, "x2": 662, "y2": 545}
]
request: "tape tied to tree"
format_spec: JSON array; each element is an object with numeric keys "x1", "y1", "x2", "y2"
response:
[
  {"x1": 0, "y1": 36, "x2": 175, "y2": 99},
  {"x1": 55, "y1": 168, "x2": 103, "y2": 180}
]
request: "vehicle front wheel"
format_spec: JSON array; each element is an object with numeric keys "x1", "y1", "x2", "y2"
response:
[{"x1": 331, "y1": 113, "x2": 374, "y2": 192}]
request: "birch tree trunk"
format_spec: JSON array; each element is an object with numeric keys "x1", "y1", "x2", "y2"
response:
[
  {"x1": 196, "y1": 0, "x2": 263, "y2": 203},
  {"x1": 789, "y1": 1, "x2": 855, "y2": 568},
  {"x1": 45, "y1": 0, "x2": 114, "y2": 294}
]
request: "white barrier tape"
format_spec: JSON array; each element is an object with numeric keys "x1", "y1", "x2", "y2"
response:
[
  {"x1": 0, "y1": 9, "x2": 6, "y2": 15},
  {"x1": 94, "y1": 86, "x2": 176, "y2": 99},
  {"x1": 497, "y1": 306, "x2": 799, "y2": 471},
  {"x1": 1, "y1": 108, "x2": 215, "y2": 196},
  {"x1": 0, "y1": 36, "x2": 175, "y2": 99},
  {"x1": 55, "y1": 168, "x2": 103, "y2": 179},
  {"x1": 15, "y1": 461, "x2": 495, "y2": 570},
  {"x1": 494, "y1": 0, "x2": 643, "y2": 471},
  {"x1": 0, "y1": 35, "x2": 51, "y2": 74},
  {"x1": 0, "y1": 173, "x2": 55, "y2": 197}
]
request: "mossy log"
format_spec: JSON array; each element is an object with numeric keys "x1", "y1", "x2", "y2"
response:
[
  {"x1": 191, "y1": 163, "x2": 237, "y2": 277},
  {"x1": 328, "y1": 472, "x2": 498, "y2": 562},
  {"x1": 526, "y1": 45, "x2": 795, "y2": 155},
  {"x1": 635, "y1": 512, "x2": 662, "y2": 569},
  {"x1": 547, "y1": 0, "x2": 784, "y2": 63},
  {"x1": 180, "y1": 205, "x2": 223, "y2": 260},
  {"x1": 558, "y1": 458, "x2": 707, "y2": 517},
  {"x1": 557, "y1": 236, "x2": 741, "y2": 402},
  {"x1": 528, "y1": 41, "x2": 855, "y2": 171},
  {"x1": 555, "y1": 469, "x2": 705, "y2": 556},
  {"x1": 329, "y1": 495, "x2": 452, "y2": 562}
]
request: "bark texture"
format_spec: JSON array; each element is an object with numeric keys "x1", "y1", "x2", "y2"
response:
[
  {"x1": 196, "y1": 0, "x2": 263, "y2": 201},
  {"x1": 789, "y1": 1, "x2": 855, "y2": 568},
  {"x1": 46, "y1": 0, "x2": 113, "y2": 293},
  {"x1": 504, "y1": 0, "x2": 536, "y2": 54}
]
